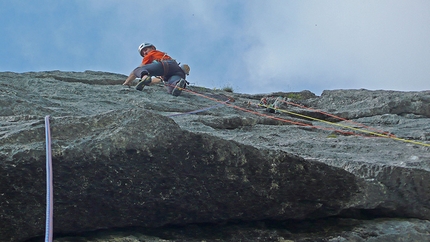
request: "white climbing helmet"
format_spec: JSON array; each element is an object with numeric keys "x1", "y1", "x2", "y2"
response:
[
  {"x1": 180, "y1": 64, "x2": 190, "y2": 75},
  {"x1": 138, "y1": 43, "x2": 155, "y2": 53}
]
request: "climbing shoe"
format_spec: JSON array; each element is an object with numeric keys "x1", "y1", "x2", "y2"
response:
[
  {"x1": 136, "y1": 76, "x2": 152, "y2": 91},
  {"x1": 171, "y1": 79, "x2": 186, "y2": 97}
]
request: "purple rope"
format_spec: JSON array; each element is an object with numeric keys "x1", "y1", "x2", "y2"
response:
[{"x1": 44, "y1": 116, "x2": 53, "y2": 242}]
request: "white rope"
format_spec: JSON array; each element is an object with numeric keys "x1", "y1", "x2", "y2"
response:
[{"x1": 44, "y1": 115, "x2": 53, "y2": 242}]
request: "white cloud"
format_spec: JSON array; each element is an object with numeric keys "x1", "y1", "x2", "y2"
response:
[
  {"x1": 238, "y1": 0, "x2": 430, "y2": 94},
  {"x1": 1, "y1": 0, "x2": 429, "y2": 95}
]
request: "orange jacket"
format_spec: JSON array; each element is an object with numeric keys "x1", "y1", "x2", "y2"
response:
[{"x1": 141, "y1": 50, "x2": 172, "y2": 65}]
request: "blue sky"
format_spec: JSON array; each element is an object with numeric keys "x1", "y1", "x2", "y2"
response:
[{"x1": 1, "y1": 0, "x2": 429, "y2": 95}]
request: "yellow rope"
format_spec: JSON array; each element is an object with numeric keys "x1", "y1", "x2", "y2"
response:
[
  {"x1": 176, "y1": 86, "x2": 429, "y2": 148},
  {"x1": 259, "y1": 104, "x2": 430, "y2": 148}
]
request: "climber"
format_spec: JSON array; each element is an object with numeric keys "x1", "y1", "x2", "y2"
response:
[{"x1": 123, "y1": 42, "x2": 190, "y2": 96}]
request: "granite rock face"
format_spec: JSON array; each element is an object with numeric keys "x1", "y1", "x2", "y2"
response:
[{"x1": 1, "y1": 71, "x2": 429, "y2": 241}]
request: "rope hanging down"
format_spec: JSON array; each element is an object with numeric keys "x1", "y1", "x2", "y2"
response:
[{"x1": 44, "y1": 116, "x2": 53, "y2": 242}]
